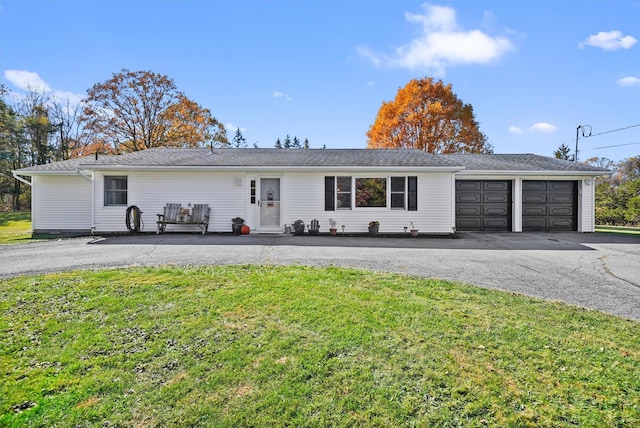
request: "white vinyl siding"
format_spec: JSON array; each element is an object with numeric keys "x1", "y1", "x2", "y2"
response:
[
  {"x1": 93, "y1": 171, "x2": 245, "y2": 233},
  {"x1": 282, "y1": 172, "x2": 454, "y2": 234},
  {"x1": 579, "y1": 177, "x2": 596, "y2": 232},
  {"x1": 31, "y1": 175, "x2": 92, "y2": 233}
]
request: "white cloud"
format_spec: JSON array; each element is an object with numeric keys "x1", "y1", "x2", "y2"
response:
[
  {"x1": 4, "y1": 69, "x2": 83, "y2": 106},
  {"x1": 356, "y1": 46, "x2": 382, "y2": 67},
  {"x1": 4, "y1": 69, "x2": 51, "y2": 91},
  {"x1": 508, "y1": 126, "x2": 523, "y2": 135},
  {"x1": 530, "y1": 123, "x2": 558, "y2": 133},
  {"x1": 358, "y1": 4, "x2": 515, "y2": 75},
  {"x1": 225, "y1": 123, "x2": 246, "y2": 132},
  {"x1": 617, "y1": 76, "x2": 640, "y2": 86},
  {"x1": 579, "y1": 30, "x2": 637, "y2": 51},
  {"x1": 272, "y1": 90, "x2": 292, "y2": 101}
]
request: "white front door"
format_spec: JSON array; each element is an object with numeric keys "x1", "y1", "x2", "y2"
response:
[{"x1": 258, "y1": 177, "x2": 281, "y2": 232}]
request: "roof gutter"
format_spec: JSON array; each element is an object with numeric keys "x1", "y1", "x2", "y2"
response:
[{"x1": 454, "y1": 169, "x2": 611, "y2": 177}]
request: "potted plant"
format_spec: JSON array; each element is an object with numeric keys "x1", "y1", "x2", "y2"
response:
[
  {"x1": 368, "y1": 221, "x2": 380, "y2": 236},
  {"x1": 410, "y1": 221, "x2": 419, "y2": 237},
  {"x1": 231, "y1": 217, "x2": 245, "y2": 235},
  {"x1": 329, "y1": 218, "x2": 337, "y2": 235},
  {"x1": 293, "y1": 219, "x2": 305, "y2": 235}
]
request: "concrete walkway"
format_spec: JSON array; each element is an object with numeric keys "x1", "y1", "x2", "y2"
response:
[{"x1": 1, "y1": 232, "x2": 639, "y2": 321}]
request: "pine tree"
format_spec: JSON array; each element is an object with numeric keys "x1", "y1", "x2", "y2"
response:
[
  {"x1": 553, "y1": 144, "x2": 573, "y2": 161},
  {"x1": 231, "y1": 128, "x2": 247, "y2": 148}
]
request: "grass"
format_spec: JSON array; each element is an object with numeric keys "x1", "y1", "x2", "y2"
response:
[
  {"x1": 0, "y1": 211, "x2": 32, "y2": 245},
  {"x1": 1, "y1": 265, "x2": 638, "y2": 427},
  {"x1": 596, "y1": 225, "x2": 640, "y2": 236}
]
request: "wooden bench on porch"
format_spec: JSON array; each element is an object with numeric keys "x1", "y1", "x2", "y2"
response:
[{"x1": 156, "y1": 203, "x2": 210, "y2": 234}]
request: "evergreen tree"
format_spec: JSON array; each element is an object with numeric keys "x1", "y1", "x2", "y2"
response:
[
  {"x1": 553, "y1": 143, "x2": 573, "y2": 161},
  {"x1": 284, "y1": 134, "x2": 292, "y2": 148},
  {"x1": 274, "y1": 138, "x2": 282, "y2": 148},
  {"x1": 231, "y1": 128, "x2": 247, "y2": 148},
  {"x1": 303, "y1": 138, "x2": 310, "y2": 149}
]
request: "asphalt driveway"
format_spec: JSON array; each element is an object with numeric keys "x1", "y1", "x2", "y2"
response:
[{"x1": 1, "y1": 232, "x2": 639, "y2": 321}]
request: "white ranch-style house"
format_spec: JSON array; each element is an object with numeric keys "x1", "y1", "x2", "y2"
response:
[{"x1": 12, "y1": 148, "x2": 610, "y2": 235}]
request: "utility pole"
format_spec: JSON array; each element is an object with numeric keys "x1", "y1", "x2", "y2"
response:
[{"x1": 574, "y1": 124, "x2": 592, "y2": 162}]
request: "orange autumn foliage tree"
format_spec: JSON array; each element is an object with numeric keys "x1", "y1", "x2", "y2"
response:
[
  {"x1": 367, "y1": 77, "x2": 492, "y2": 154},
  {"x1": 80, "y1": 69, "x2": 227, "y2": 154}
]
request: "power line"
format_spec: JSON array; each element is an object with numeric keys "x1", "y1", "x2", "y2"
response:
[
  {"x1": 585, "y1": 123, "x2": 640, "y2": 139},
  {"x1": 558, "y1": 123, "x2": 640, "y2": 150},
  {"x1": 591, "y1": 141, "x2": 640, "y2": 149}
]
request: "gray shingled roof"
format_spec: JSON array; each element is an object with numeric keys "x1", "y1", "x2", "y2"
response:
[
  {"x1": 15, "y1": 148, "x2": 462, "y2": 172},
  {"x1": 442, "y1": 153, "x2": 610, "y2": 173},
  {"x1": 14, "y1": 148, "x2": 611, "y2": 174}
]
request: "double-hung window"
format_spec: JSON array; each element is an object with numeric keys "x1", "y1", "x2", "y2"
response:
[
  {"x1": 104, "y1": 176, "x2": 128, "y2": 206},
  {"x1": 336, "y1": 176, "x2": 352, "y2": 209},
  {"x1": 391, "y1": 177, "x2": 406, "y2": 209}
]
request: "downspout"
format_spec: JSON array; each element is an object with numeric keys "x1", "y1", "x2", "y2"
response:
[
  {"x1": 76, "y1": 168, "x2": 93, "y2": 182},
  {"x1": 12, "y1": 172, "x2": 32, "y2": 187},
  {"x1": 75, "y1": 168, "x2": 96, "y2": 234}
]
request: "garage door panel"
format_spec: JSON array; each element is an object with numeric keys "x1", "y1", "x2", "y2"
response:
[
  {"x1": 456, "y1": 181, "x2": 481, "y2": 191},
  {"x1": 549, "y1": 182, "x2": 574, "y2": 191},
  {"x1": 523, "y1": 181, "x2": 577, "y2": 231},
  {"x1": 548, "y1": 218, "x2": 574, "y2": 230},
  {"x1": 484, "y1": 181, "x2": 509, "y2": 191},
  {"x1": 483, "y1": 218, "x2": 509, "y2": 228},
  {"x1": 457, "y1": 205, "x2": 482, "y2": 216},
  {"x1": 522, "y1": 218, "x2": 547, "y2": 229},
  {"x1": 456, "y1": 193, "x2": 482, "y2": 203},
  {"x1": 456, "y1": 218, "x2": 482, "y2": 229},
  {"x1": 484, "y1": 193, "x2": 509, "y2": 203},
  {"x1": 522, "y1": 193, "x2": 547, "y2": 204},
  {"x1": 455, "y1": 180, "x2": 511, "y2": 231},
  {"x1": 523, "y1": 205, "x2": 546, "y2": 216},
  {"x1": 548, "y1": 206, "x2": 573, "y2": 216},
  {"x1": 549, "y1": 194, "x2": 573, "y2": 204},
  {"x1": 484, "y1": 206, "x2": 509, "y2": 216},
  {"x1": 523, "y1": 181, "x2": 546, "y2": 191}
]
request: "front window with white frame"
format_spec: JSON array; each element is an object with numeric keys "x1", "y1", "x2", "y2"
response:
[{"x1": 104, "y1": 176, "x2": 128, "y2": 206}]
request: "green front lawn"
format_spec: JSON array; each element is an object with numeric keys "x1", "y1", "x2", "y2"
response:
[
  {"x1": 596, "y1": 225, "x2": 640, "y2": 236},
  {"x1": 0, "y1": 211, "x2": 32, "y2": 244},
  {"x1": 1, "y1": 266, "x2": 638, "y2": 427}
]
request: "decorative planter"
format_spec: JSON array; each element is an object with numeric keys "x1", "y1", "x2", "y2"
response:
[
  {"x1": 293, "y1": 220, "x2": 305, "y2": 235},
  {"x1": 410, "y1": 229, "x2": 419, "y2": 237},
  {"x1": 329, "y1": 228, "x2": 337, "y2": 235},
  {"x1": 368, "y1": 225, "x2": 379, "y2": 236},
  {"x1": 232, "y1": 223, "x2": 244, "y2": 235}
]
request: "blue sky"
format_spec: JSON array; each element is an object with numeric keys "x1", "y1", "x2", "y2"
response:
[{"x1": 1, "y1": 0, "x2": 638, "y2": 162}]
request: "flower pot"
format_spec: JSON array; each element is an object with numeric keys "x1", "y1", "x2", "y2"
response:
[
  {"x1": 232, "y1": 223, "x2": 244, "y2": 235},
  {"x1": 293, "y1": 220, "x2": 305, "y2": 236},
  {"x1": 410, "y1": 229, "x2": 419, "y2": 237},
  {"x1": 329, "y1": 228, "x2": 337, "y2": 235},
  {"x1": 368, "y1": 225, "x2": 379, "y2": 236}
]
